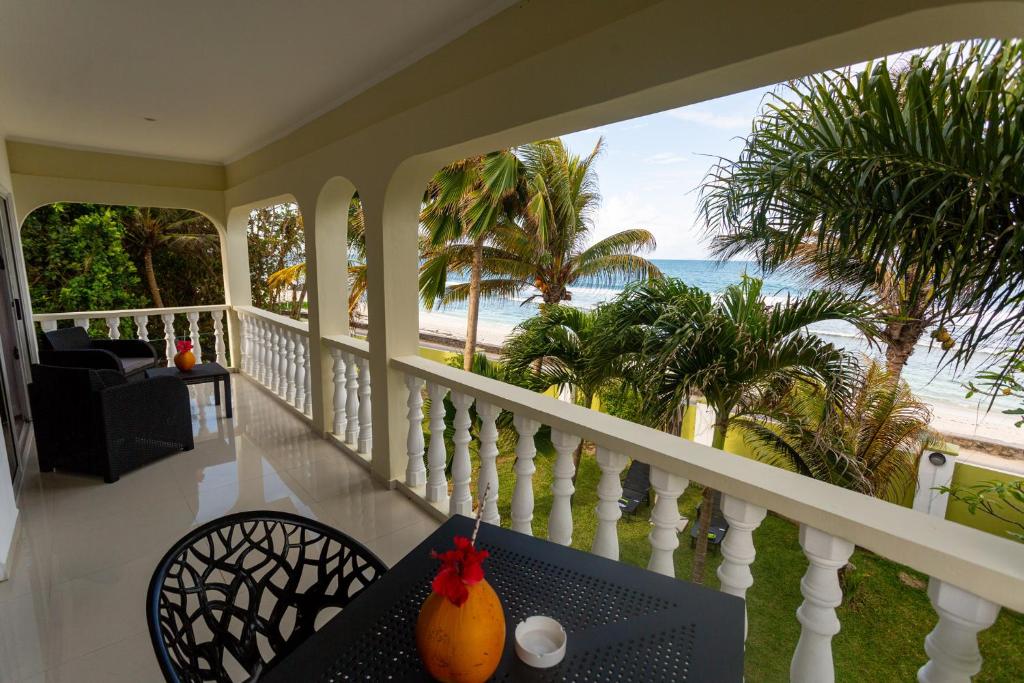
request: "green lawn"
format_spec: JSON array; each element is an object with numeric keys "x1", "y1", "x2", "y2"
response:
[{"x1": 445, "y1": 438, "x2": 1024, "y2": 681}]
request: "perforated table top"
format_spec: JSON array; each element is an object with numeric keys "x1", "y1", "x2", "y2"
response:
[{"x1": 263, "y1": 515, "x2": 744, "y2": 682}]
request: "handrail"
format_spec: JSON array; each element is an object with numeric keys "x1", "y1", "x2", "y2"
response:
[
  {"x1": 322, "y1": 334, "x2": 370, "y2": 357},
  {"x1": 234, "y1": 305, "x2": 309, "y2": 334},
  {"x1": 33, "y1": 304, "x2": 229, "y2": 321},
  {"x1": 392, "y1": 354, "x2": 1024, "y2": 612}
]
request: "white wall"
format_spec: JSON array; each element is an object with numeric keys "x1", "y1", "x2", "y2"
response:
[{"x1": 0, "y1": 133, "x2": 17, "y2": 580}]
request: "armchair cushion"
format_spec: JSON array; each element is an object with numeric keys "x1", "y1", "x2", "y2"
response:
[
  {"x1": 39, "y1": 327, "x2": 158, "y2": 379},
  {"x1": 41, "y1": 326, "x2": 92, "y2": 351}
]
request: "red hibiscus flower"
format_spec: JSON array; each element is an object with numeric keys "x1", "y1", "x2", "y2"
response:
[
  {"x1": 430, "y1": 536, "x2": 489, "y2": 606},
  {"x1": 175, "y1": 339, "x2": 193, "y2": 353}
]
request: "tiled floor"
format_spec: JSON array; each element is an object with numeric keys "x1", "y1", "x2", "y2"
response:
[{"x1": 0, "y1": 376, "x2": 439, "y2": 683}]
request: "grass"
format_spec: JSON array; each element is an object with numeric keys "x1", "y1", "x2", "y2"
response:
[{"x1": 439, "y1": 430, "x2": 1024, "y2": 682}]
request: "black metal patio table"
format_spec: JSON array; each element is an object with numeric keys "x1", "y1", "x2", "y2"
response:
[
  {"x1": 263, "y1": 515, "x2": 744, "y2": 682},
  {"x1": 145, "y1": 361, "x2": 232, "y2": 418}
]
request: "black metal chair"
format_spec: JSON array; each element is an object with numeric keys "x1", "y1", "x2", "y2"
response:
[
  {"x1": 29, "y1": 363, "x2": 193, "y2": 482},
  {"x1": 147, "y1": 511, "x2": 387, "y2": 683},
  {"x1": 39, "y1": 325, "x2": 159, "y2": 380}
]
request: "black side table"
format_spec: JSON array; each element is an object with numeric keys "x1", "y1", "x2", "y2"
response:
[{"x1": 145, "y1": 362, "x2": 232, "y2": 418}]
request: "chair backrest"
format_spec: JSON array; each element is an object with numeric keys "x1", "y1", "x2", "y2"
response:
[
  {"x1": 42, "y1": 326, "x2": 93, "y2": 351},
  {"x1": 147, "y1": 511, "x2": 387, "y2": 683}
]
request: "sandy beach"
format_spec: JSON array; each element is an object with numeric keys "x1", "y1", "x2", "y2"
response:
[{"x1": 420, "y1": 309, "x2": 1023, "y2": 452}]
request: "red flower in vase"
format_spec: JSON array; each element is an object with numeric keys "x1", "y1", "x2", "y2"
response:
[
  {"x1": 175, "y1": 339, "x2": 193, "y2": 353},
  {"x1": 430, "y1": 536, "x2": 489, "y2": 606}
]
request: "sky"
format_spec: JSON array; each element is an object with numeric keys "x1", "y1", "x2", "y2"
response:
[{"x1": 561, "y1": 86, "x2": 773, "y2": 260}]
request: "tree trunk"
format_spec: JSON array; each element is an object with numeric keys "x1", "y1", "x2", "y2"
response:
[
  {"x1": 143, "y1": 247, "x2": 163, "y2": 308},
  {"x1": 883, "y1": 317, "x2": 926, "y2": 380},
  {"x1": 691, "y1": 422, "x2": 726, "y2": 584},
  {"x1": 463, "y1": 238, "x2": 484, "y2": 371},
  {"x1": 290, "y1": 283, "x2": 307, "y2": 319}
]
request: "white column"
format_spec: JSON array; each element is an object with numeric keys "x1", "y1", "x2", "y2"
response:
[
  {"x1": 302, "y1": 340, "x2": 313, "y2": 416},
  {"x1": 212, "y1": 309, "x2": 227, "y2": 366},
  {"x1": 255, "y1": 319, "x2": 266, "y2": 383},
  {"x1": 476, "y1": 400, "x2": 501, "y2": 526},
  {"x1": 133, "y1": 314, "x2": 149, "y2": 342},
  {"x1": 273, "y1": 326, "x2": 286, "y2": 396},
  {"x1": 404, "y1": 375, "x2": 426, "y2": 487},
  {"x1": 186, "y1": 311, "x2": 202, "y2": 362},
  {"x1": 425, "y1": 382, "x2": 450, "y2": 506},
  {"x1": 448, "y1": 391, "x2": 474, "y2": 517},
  {"x1": 293, "y1": 333, "x2": 307, "y2": 411},
  {"x1": 330, "y1": 348, "x2": 347, "y2": 436},
  {"x1": 511, "y1": 415, "x2": 540, "y2": 535},
  {"x1": 39, "y1": 320, "x2": 57, "y2": 332},
  {"x1": 104, "y1": 316, "x2": 120, "y2": 339},
  {"x1": 913, "y1": 448, "x2": 959, "y2": 518},
  {"x1": 73, "y1": 316, "x2": 90, "y2": 331},
  {"x1": 283, "y1": 331, "x2": 296, "y2": 404},
  {"x1": 357, "y1": 357, "x2": 373, "y2": 456},
  {"x1": 647, "y1": 467, "x2": 687, "y2": 577},
  {"x1": 160, "y1": 313, "x2": 175, "y2": 367},
  {"x1": 717, "y1": 494, "x2": 767, "y2": 640},
  {"x1": 344, "y1": 352, "x2": 359, "y2": 445},
  {"x1": 918, "y1": 579, "x2": 1000, "y2": 683},
  {"x1": 548, "y1": 429, "x2": 581, "y2": 546},
  {"x1": 238, "y1": 314, "x2": 248, "y2": 374},
  {"x1": 790, "y1": 525, "x2": 855, "y2": 683},
  {"x1": 592, "y1": 448, "x2": 628, "y2": 560}
]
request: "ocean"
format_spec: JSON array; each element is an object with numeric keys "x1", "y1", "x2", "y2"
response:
[{"x1": 427, "y1": 259, "x2": 1017, "y2": 412}]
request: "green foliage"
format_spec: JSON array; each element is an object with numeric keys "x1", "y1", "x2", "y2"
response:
[
  {"x1": 247, "y1": 204, "x2": 305, "y2": 313},
  {"x1": 938, "y1": 479, "x2": 1024, "y2": 542},
  {"x1": 966, "y1": 352, "x2": 1024, "y2": 427}
]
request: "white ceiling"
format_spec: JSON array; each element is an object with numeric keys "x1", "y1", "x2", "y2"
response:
[{"x1": 0, "y1": 0, "x2": 516, "y2": 163}]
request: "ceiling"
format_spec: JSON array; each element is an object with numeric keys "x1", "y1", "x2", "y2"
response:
[{"x1": 0, "y1": 0, "x2": 516, "y2": 163}]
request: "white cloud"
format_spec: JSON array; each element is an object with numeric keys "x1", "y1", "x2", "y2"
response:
[{"x1": 667, "y1": 108, "x2": 751, "y2": 130}]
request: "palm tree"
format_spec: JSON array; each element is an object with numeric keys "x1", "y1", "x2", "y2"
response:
[
  {"x1": 421, "y1": 138, "x2": 662, "y2": 369},
  {"x1": 734, "y1": 359, "x2": 930, "y2": 503},
  {"x1": 266, "y1": 195, "x2": 367, "y2": 322},
  {"x1": 699, "y1": 40, "x2": 1024, "y2": 381},
  {"x1": 123, "y1": 207, "x2": 219, "y2": 308},
  {"x1": 594, "y1": 276, "x2": 873, "y2": 583}
]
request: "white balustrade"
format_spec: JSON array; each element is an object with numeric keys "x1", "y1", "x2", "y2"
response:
[
  {"x1": 592, "y1": 448, "x2": 628, "y2": 560},
  {"x1": 239, "y1": 314, "x2": 250, "y2": 374},
  {"x1": 273, "y1": 327, "x2": 285, "y2": 396},
  {"x1": 790, "y1": 525, "x2": 855, "y2": 683},
  {"x1": 259, "y1": 320, "x2": 269, "y2": 385},
  {"x1": 283, "y1": 332, "x2": 296, "y2": 403},
  {"x1": 133, "y1": 314, "x2": 149, "y2": 342},
  {"x1": 302, "y1": 341, "x2": 313, "y2": 416},
  {"x1": 293, "y1": 332, "x2": 306, "y2": 411},
  {"x1": 424, "y1": 382, "x2": 450, "y2": 506},
  {"x1": 186, "y1": 311, "x2": 202, "y2": 361},
  {"x1": 717, "y1": 494, "x2": 767, "y2": 640},
  {"x1": 105, "y1": 316, "x2": 120, "y2": 339},
  {"x1": 647, "y1": 467, "x2": 687, "y2": 577},
  {"x1": 448, "y1": 391, "x2": 474, "y2": 516},
  {"x1": 73, "y1": 316, "x2": 89, "y2": 330},
  {"x1": 510, "y1": 414, "x2": 540, "y2": 535},
  {"x1": 212, "y1": 310, "x2": 227, "y2": 365},
  {"x1": 39, "y1": 320, "x2": 57, "y2": 332},
  {"x1": 331, "y1": 348, "x2": 347, "y2": 437},
  {"x1": 160, "y1": 313, "x2": 175, "y2": 367},
  {"x1": 918, "y1": 580, "x2": 1000, "y2": 683},
  {"x1": 548, "y1": 429, "x2": 580, "y2": 546},
  {"x1": 344, "y1": 353, "x2": 359, "y2": 444},
  {"x1": 357, "y1": 357, "x2": 372, "y2": 456},
  {"x1": 476, "y1": 400, "x2": 501, "y2": 526},
  {"x1": 404, "y1": 375, "x2": 426, "y2": 487}
]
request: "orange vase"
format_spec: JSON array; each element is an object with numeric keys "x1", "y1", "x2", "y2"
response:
[
  {"x1": 415, "y1": 579, "x2": 506, "y2": 683},
  {"x1": 173, "y1": 350, "x2": 196, "y2": 372}
]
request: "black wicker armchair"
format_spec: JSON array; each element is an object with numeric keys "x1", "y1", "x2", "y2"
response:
[
  {"x1": 29, "y1": 363, "x2": 193, "y2": 482},
  {"x1": 147, "y1": 511, "x2": 387, "y2": 683},
  {"x1": 40, "y1": 326, "x2": 159, "y2": 379}
]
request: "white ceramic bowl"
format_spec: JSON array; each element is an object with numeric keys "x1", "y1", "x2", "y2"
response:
[{"x1": 514, "y1": 616, "x2": 567, "y2": 668}]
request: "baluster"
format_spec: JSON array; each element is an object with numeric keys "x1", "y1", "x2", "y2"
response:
[
  {"x1": 186, "y1": 311, "x2": 202, "y2": 362},
  {"x1": 73, "y1": 316, "x2": 90, "y2": 331},
  {"x1": 253, "y1": 319, "x2": 264, "y2": 382},
  {"x1": 357, "y1": 357, "x2": 372, "y2": 456},
  {"x1": 273, "y1": 326, "x2": 285, "y2": 395},
  {"x1": 404, "y1": 375, "x2": 426, "y2": 487},
  {"x1": 424, "y1": 382, "x2": 450, "y2": 506},
  {"x1": 133, "y1": 314, "x2": 149, "y2": 342},
  {"x1": 592, "y1": 448, "x2": 628, "y2": 560},
  {"x1": 39, "y1": 320, "x2": 58, "y2": 333},
  {"x1": 344, "y1": 352, "x2": 359, "y2": 445},
  {"x1": 918, "y1": 579, "x2": 1000, "y2": 683},
  {"x1": 259, "y1": 320, "x2": 270, "y2": 385},
  {"x1": 511, "y1": 415, "x2": 540, "y2": 535},
  {"x1": 302, "y1": 340, "x2": 312, "y2": 416},
  {"x1": 548, "y1": 429, "x2": 581, "y2": 546},
  {"x1": 330, "y1": 348, "x2": 347, "y2": 436},
  {"x1": 717, "y1": 495, "x2": 767, "y2": 640},
  {"x1": 790, "y1": 525, "x2": 855, "y2": 683},
  {"x1": 647, "y1": 467, "x2": 687, "y2": 577},
  {"x1": 293, "y1": 333, "x2": 306, "y2": 411},
  {"x1": 160, "y1": 313, "x2": 175, "y2": 367},
  {"x1": 448, "y1": 391, "x2": 474, "y2": 516},
  {"x1": 238, "y1": 314, "x2": 249, "y2": 374},
  {"x1": 105, "y1": 316, "x2": 120, "y2": 339},
  {"x1": 283, "y1": 331, "x2": 296, "y2": 403},
  {"x1": 475, "y1": 401, "x2": 501, "y2": 526},
  {"x1": 212, "y1": 309, "x2": 227, "y2": 365}
]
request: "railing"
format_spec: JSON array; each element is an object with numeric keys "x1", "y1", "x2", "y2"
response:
[
  {"x1": 235, "y1": 306, "x2": 312, "y2": 418},
  {"x1": 322, "y1": 334, "x2": 372, "y2": 463},
  {"x1": 392, "y1": 354, "x2": 1024, "y2": 683},
  {"x1": 33, "y1": 305, "x2": 230, "y2": 366}
]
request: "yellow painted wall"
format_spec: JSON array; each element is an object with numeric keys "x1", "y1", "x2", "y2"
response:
[{"x1": 945, "y1": 463, "x2": 1024, "y2": 541}]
